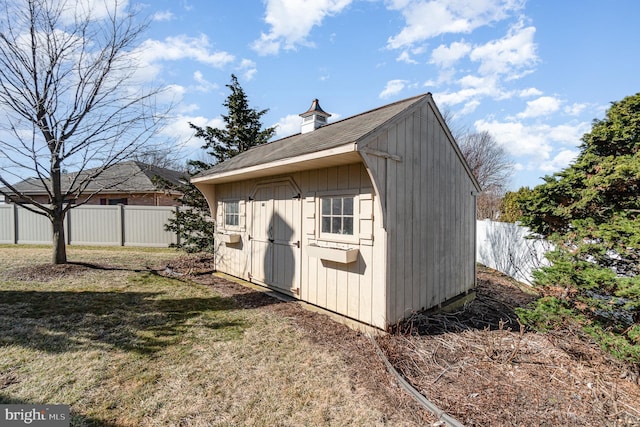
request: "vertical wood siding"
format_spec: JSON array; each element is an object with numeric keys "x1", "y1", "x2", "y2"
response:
[
  {"x1": 209, "y1": 163, "x2": 388, "y2": 329},
  {"x1": 360, "y1": 101, "x2": 476, "y2": 325}
]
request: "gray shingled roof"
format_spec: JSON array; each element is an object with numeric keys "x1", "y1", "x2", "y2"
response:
[
  {"x1": 194, "y1": 93, "x2": 429, "y2": 178},
  {"x1": 5, "y1": 161, "x2": 187, "y2": 195}
]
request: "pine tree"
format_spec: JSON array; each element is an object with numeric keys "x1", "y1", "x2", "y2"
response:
[
  {"x1": 189, "y1": 74, "x2": 275, "y2": 163},
  {"x1": 162, "y1": 75, "x2": 275, "y2": 252},
  {"x1": 516, "y1": 93, "x2": 640, "y2": 363}
]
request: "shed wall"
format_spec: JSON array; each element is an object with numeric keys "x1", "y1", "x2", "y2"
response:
[
  {"x1": 209, "y1": 163, "x2": 388, "y2": 329},
  {"x1": 361, "y1": 101, "x2": 476, "y2": 324}
]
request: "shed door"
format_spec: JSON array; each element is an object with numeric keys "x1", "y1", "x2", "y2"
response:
[{"x1": 250, "y1": 181, "x2": 301, "y2": 294}]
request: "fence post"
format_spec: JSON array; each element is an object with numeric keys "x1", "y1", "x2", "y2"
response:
[
  {"x1": 174, "y1": 206, "x2": 180, "y2": 246},
  {"x1": 12, "y1": 204, "x2": 18, "y2": 244},
  {"x1": 118, "y1": 204, "x2": 125, "y2": 246},
  {"x1": 66, "y1": 208, "x2": 72, "y2": 245}
]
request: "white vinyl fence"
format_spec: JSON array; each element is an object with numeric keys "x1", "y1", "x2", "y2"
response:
[
  {"x1": 0, "y1": 204, "x2": 181, "y2": 247},
  {"x1": 476, "y1": 219, "x2": 553, "y2": 285}
]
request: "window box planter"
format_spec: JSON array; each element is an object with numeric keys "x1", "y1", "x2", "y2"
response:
[
  {"x1": 307, "y1": 244, "x2": 359, "y2": 264},
  {"x1": 216, "y1": 233, "x2": 241, "y2": 244}
]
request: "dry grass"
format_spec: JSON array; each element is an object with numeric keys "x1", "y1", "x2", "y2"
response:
[{"x1": 0, "y1": 246, "x2": 424, "y2": 426}]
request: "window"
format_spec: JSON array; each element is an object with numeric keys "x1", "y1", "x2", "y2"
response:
[
  {"x1": 321, "y1": 196, "x2": 354, "y2": 235},
  {"x1": 224, "y1": 200, "x2": 239, "y2": 227},
  {"x1": 100, "y1": 198, "x2": 127, "y2": 205}
]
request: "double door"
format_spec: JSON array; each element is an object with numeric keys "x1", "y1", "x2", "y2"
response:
[{"x1": 250, "y1": 181, "x2": 301, "y2": 294}]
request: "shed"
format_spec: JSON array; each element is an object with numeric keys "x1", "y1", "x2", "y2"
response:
[{"x1": 192, "y1": 93, "x2": 481, "y2": 330}]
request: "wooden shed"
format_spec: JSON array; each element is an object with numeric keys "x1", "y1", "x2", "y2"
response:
[{"x1": 192, "y1": 93, "x2": 481, "y2": 330}]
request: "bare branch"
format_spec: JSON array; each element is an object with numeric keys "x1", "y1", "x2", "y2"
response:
[{"x1": 0, "y1": 0, "x2": 171, "y2": 263}]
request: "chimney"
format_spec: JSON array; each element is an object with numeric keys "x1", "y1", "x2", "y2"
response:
[{"x1": 299, "y1": 99, "x2": 331, "y2": 134}]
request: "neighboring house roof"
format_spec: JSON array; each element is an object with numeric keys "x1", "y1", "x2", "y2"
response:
[
  {"x1": 193, "y1": 93, "x2": 428, "y2": 181},
  {"x1": 4, "y1": 161, "x2": 187, "y2": 196}
]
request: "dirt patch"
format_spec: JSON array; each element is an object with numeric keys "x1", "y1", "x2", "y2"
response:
[{"x1": 6, "y1": 263, "x2": 94, "y2": 282}]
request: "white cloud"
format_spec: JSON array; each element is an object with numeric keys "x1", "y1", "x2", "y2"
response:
[
  {"x1": 430, "y1": 40, "x2": 471, "y2": 68},
  {"x1": 252, "y1": 0, "x2": 352, "y2": 55},
  {"x1": 517, "y1": 96, "x2": 561, "y2": 119},
  {"x1": 434, "y1": 74, "x2": 501, "y2": 106},
  {"x1": 386, "y1": 0, "x2": 525, "y2": 49},
  {"x1": 539, "y1": 149, "x2": 579, "y2": 172},
  {"x1": 238, "y1": 59, "x2": 257, "y2": 81},
  {"x1": 475, "y1": 119, "x2": 553, "y2": 158},
  {"x1": 58, "y1": 0, "x2": 129, "y2": 24},
  {"x1": 156, "y1": 84, "x2": 186, "y2": 105},
  {"x1": 193, "y1": 71, "x2": 218, "y2": 93},
  {"x1": 397, "y1": 51, "x2": 418, "y2": 64},
  {"x1": 469, "y1": 21, "x2": 538, "y2": 78},
  {"x1": 564, "y1": 102, "x2": 588, "y2": 116},
  {"x1": 474, "y1": 118, "x2": 589, "y2": 175},
  {"x1": 152, "y1": 10, "x2": 174, "y2": 21},
  {"x1": 161, "y1": 115, "x2": 225, "y2": 148},
  {"x1": 131, "y1": 35, "x2": 235, "y2": 83},
  {"x1": 272, "y1": 114, "x2": 302, "y2": 138},
  {"x1": 460, "y1": 100, "x2": 480, "y2": 115},
  {"x1": 518, "y1": 87, "x2": 543, "y2": 98},
  {"x1": 379, "y1": 79, "x2": 409, "y2": 98}
]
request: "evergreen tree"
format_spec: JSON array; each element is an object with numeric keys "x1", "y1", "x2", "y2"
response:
[
  {"x1": 516, "y1": 93, "x2": 640, "y2": 363},
  {"x1": 189, "y1": 74, "x2": 276, "y2": 163},
  {"x1": 163, "y1": 75, "x2": 275, "y2": 252}
]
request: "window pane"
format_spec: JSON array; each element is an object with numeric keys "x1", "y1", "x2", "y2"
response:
[
  {"x1": 322, "y1": 216, "x2": 331, "y2": 233},
  {"x1": 322, "y1": 198, "x2": 331, "y2": 215},
  {"x1": 332, "y1": 217, "x2": 341, "y2": 234},
  {"x1": 343, "y1": 217, "x2": 353, "y2": 235},
  {"x1": 343, "y1": 197, "x2": 353, "y2": 215},
  {"x1": 332, "y1": 198, "x2": 342, "y2": 215}
]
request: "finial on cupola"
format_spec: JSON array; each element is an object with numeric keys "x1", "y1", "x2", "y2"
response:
[{"x1": 299, "y1": 99, "x2": 331, "y2": 134}]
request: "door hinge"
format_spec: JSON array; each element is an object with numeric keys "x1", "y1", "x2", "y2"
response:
[
  {"x1": 295, "y1": 240, "x2": 300, "y2": 248},
  {"x1": 293, "y1": 193, "x2": 301, "y2": 199},
  {"x1": 248, "y1": 235, "x2": 252, "y2": 241}
]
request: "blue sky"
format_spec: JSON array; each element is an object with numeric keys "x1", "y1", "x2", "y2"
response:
[{"x1": 112, "y1": 1, "x2": 640, "y2": 189}]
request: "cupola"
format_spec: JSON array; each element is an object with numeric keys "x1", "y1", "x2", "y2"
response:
[{"x1": 299, "y1": 99, "x2": 331, "y2": 134}]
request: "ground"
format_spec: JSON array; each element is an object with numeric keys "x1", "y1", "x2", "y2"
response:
[
  {"x1": 166, "y1": 257, "x2": 640, "y2": 426},
  {"x1": 2, "y1": 248, "x2": 639, "y2": 426}
]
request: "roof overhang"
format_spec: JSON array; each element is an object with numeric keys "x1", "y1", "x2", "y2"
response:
[{"x1": 191, "y1": 143, "x2": 361, "y2": 185}]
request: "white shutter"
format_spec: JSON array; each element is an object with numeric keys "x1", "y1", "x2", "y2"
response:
[
  {"x1": 304, "y1": 195, "x2": 316, "y2": 236},
  {"x1": 216, "y1": 201, "x2": 224, "y2": 228},
  {"x1": 239, "y1": 199, "x2": 246, "y2": 230},
  {"x1": 359, "y1": 193, "x2": 374, "y2": 242}
]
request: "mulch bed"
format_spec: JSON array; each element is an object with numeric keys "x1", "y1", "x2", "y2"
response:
[
  {"x1": 6, "y1": 263, "x2": 94, "y2": 282},
  {"x1": 380, "y1": 267, "x2": 640, "y2": 426}
]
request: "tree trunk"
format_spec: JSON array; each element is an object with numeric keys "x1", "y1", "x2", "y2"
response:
[
  {"x1": 51, "y1": 211, "x2": 67, "y2": 264},
  {"x1": 51, "y1": 155, "x2": 67, "y2": 265}
]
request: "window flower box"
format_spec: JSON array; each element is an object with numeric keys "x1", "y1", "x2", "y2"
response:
[
  {"x1": 307, "y1": 244, "x2": 359, "y2": 264},
  {"x1": 216, "y1": 233, "x2": 241, "y2": 244}
]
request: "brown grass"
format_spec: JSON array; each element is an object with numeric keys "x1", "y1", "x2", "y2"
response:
[{"x1": 0, "y1": 246, "x2": 429, "y2": 426}]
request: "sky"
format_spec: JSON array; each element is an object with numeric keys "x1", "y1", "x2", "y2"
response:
[{"x1": 7, "y1": 0, "x2": 640, "y2": 190}]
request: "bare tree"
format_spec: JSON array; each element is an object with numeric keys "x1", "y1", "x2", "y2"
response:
[
  {"x1": 0, "y1": 0, "x2": 170, "y2": 263},
  {"x1": 457, "y1": 131, "x2": 513, "y2": 219}
]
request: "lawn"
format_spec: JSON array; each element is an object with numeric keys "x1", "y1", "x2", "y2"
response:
[{"x1": 0, "y1": 246, "x2": 423, "y2": 426}]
